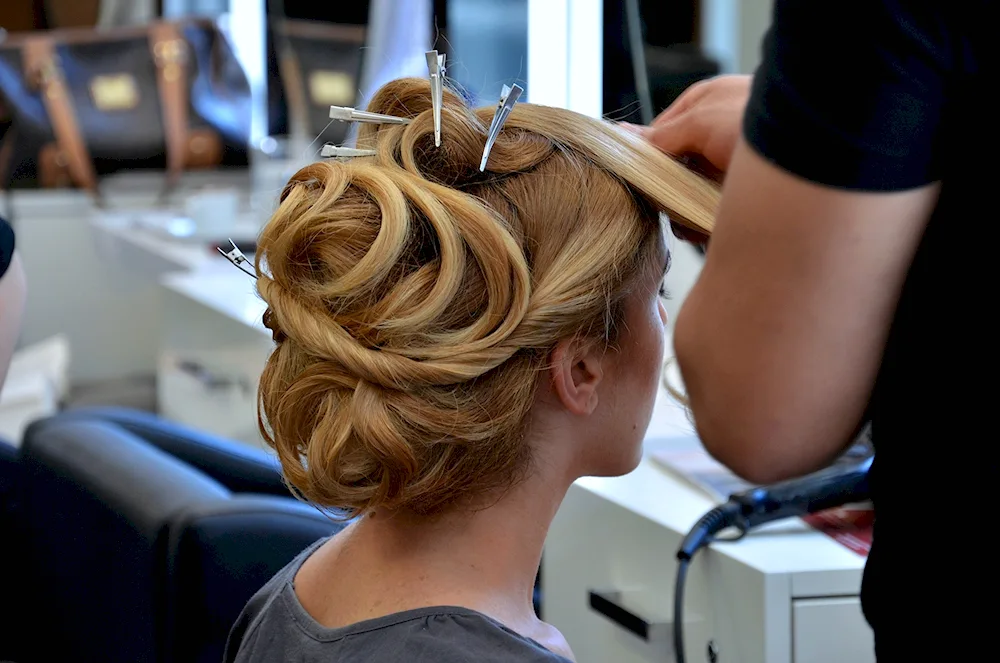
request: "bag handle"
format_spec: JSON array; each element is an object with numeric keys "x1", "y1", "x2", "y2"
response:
[
  {"x1": 149, "y1": 21, "x2": 189, "y2": 196},
  {"x1": 269, "y1": 0, "x2": 310, "y2": 146},
  {"x1": 21, "y1": 37, "x2": 100, "y2": 197}
]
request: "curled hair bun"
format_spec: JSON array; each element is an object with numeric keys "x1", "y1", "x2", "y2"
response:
[
  {"x1": 356, "y1": 78, "x2": 557, "y2": 187},
  {"x1": 259, "y1": 160, "x2": 530, "y2": 386},
  {"x1": 256, "y1": 77, "x2": 720, "y2": 516}
]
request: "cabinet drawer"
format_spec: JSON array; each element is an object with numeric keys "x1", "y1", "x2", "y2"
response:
[
  {"x1": 157, "y1": 350, "x2": 268, "y2": 450},
  {"x1": 545, "y1": 486, "x2": 744, "y2": 663},
  {"x1": 792, "y1": 597, "x2": 874, "y2": 663}
]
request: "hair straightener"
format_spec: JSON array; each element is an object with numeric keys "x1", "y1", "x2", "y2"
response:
[{"x1": 672, "y1": 447, "x2": 874, "y2": 663}]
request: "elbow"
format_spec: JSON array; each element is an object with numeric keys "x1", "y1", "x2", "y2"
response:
[
  {"x1": 674, "y1": 308, "x2": 814, "y2": 486},
  {"x1": 698, "y1": 428, "x2": 800, "y2": 485},
  {"x1": 685, "y1": 392, "x2": 790, "y2": 484},
  {"x1": 691, "y1": 405, "x2": 841, "y2": 485}
]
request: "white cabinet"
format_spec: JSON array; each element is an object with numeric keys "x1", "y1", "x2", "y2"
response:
[
  {"x1": 543, "y1": 455, "x2": 873, "y2": 663},
  {"x1": 158, "y1": 270, "x2": 273, "y2": 450},
  {"x1": 792, "y1": 598, "x2": 874, "y2": 663}
]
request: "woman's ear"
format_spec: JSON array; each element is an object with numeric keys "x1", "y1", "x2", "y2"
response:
[{"x1": 549, "y1": 338, "x2": 604, "y2": 416}]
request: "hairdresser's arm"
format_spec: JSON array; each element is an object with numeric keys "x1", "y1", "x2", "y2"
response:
[
  {"x1": 671, "y1": 0, "x2": 951, "y2": 482},
  {"x1": 674, "y1": 143, "x2": 936, "y2": 483},
  {"x1": 0, "y1": 251, "x2": 27, "y2": 390}
]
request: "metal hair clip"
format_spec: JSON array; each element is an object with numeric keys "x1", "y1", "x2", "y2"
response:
[
  {"x1": 217, "y1": 239, "x2": 257, "y2": 279},
  {"x1": 480, "y1": 83, "x2": 523, "y2": 172},
  {"x1": 329, "y1": 106, "x2": 412, "y2": 125},
  {"x1": 320, "y1": 144, "x2": 377, "y2": 158},
  {"x1": 425, "y1": 50, "x2": 446, "y2": 147}
]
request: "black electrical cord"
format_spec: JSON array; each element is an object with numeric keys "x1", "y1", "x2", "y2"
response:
[
  {"x1": 671, "y1": 450, "x2": 872, "y2": 663},
  {"x1": 673, "y1": 558, "x2": 690, "y2": 662},
  {"x1": 673, "y1": 503, "x2": 743, "y2": 663}
]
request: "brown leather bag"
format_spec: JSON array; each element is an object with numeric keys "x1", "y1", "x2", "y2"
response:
[
  {"x1": 271, "y1": 19, "x2": 366, "y2": 147},
  {"x1": 0, "y1": 18, "x2": 251, "y2": 197}
]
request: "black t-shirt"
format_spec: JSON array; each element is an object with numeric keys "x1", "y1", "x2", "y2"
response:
[
  {"x1": 744, "y1": 1, "x2": 997, "y2": 657},
  {"x1": 0, "y1": 217, "x2": 14, "y2": 281}
]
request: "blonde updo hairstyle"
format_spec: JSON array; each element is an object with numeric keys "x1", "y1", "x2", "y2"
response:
[{"x1": 256, "y1": 78, "x2": 718, "y2": 516}]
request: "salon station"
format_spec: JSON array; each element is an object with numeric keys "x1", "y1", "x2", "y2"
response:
[{"x1": 1, "y1": 2, "x2": 878, "y2": 663}]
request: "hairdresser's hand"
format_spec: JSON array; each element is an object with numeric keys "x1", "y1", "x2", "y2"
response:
[{"x1": 638, "y1": 75, "x2": 752, "y2": 175}]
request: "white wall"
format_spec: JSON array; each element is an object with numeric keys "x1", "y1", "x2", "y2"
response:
[
  {"x1": 527, "y1": 0, "x2": 603, "y2": 117},
  {"x1": 700, "y1": 0, "x2": 775, "y2": 75}
]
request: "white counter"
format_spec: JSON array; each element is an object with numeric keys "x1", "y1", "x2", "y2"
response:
[
  {"x1": 91, "y1": 209, "x2": 261, "y2": 279},
  {"x1": 160, "y1": 268, "x2": 269, "y2": 336},
  {"x1": 545, "y1": 404, "x2": 873, "y2": 663}
]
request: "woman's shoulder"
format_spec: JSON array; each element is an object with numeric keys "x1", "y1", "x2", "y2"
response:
[
  {"x1": 230, "y1": 603, "x2": 573, "y2": 663},
  {"x1": 226, "y1": 544, "x2": 572, "y2": 663},
  {"x1": 526, "y1": 621, "x2": 576, "y2": 661},
  {"x1": 225, "y1": 535, "x2": 572, "y2": 662},
  {"x1": 385, "y1": 609, "x2": 574, "y2": 662}
]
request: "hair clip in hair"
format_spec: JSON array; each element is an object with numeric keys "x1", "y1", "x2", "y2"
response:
[
  {"x1": 425, "y1": 50, "x2": 446, "y2": 147},
  {"x1": 329, "y1": 106, "x2": 412, "y2": 126},
  {"x1": 320, "y1": 144, "x2": 377, "y2": 158},
  {"x1": 480, "y1": 83, "x2": 523, "y2": 172},
  {"x1": 217, "y1": 239, "x2": 257, "y2": 279}
]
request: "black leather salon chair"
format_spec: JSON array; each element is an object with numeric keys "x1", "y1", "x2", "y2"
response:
[
  {"x1": 0, "y1": 437, "x2": 23, "y2": 661},
  {"x1": 8, "y1": 409, "x2": 340, "y2": 663}
]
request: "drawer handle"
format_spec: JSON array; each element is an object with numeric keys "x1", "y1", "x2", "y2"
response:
[
  {"x1": 588, "y1": 589, "x2": 669, "y2": 642},
  {"x1": 176, "y1": 359, "x2": 251, "y2": 394}
]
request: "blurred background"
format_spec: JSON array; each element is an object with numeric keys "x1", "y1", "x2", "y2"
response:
[{"x1": 0, "y1": 0, "x2": 773, "y2": 446}]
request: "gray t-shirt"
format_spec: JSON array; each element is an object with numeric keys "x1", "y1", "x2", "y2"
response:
[{"x1": 224, "y1": 538, "x2": 572, "y2": 662}]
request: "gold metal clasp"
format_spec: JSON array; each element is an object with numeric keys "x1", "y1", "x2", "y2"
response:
[{"x1": 153, "y1": 38, "x2": 188, "y2": 82}]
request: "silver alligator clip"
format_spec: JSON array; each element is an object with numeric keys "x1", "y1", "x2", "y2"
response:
[
  {"x1": 480, "y1": 83, "x2": 523, "y2": 171},
  {"x1": 425, "y1": 50, "x2": 447, "y2": 147},
  {"x1": 328, "y1": 106, "x2": 412, "y2": 125},
  {"x1": 216, "y1": 239, "x2": 257, "y2": 279}
]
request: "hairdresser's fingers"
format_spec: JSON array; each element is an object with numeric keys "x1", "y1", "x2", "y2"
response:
[
  {"x1": 643, "y1": 115, "x2": 701, "y2": 160},
  {"x1": 650, "y1": 78, "x2": 711, "y2": 127},
  {"x1": 619, "y1": 78, "x2": 719, "y2": 142},
  {"x1": 619, "y1": 122, "x2": 649, "y2": 137},
  {"x1": 644, "y1": 74, "x2": 753, "y2": 170},
  {"x1": 647, "y1": 109, "x2": 743, "y2": 173},
  {"x1": 654, "y1": 75, "x2": 751, "y2": 132},
  {"x1": 678, "y1": 153, "x2": 725, "y2": 185}
]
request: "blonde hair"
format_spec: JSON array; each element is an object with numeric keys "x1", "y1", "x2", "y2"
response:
[{"x1": 256, "y1": 78, "x2": 718, "y2": 516}]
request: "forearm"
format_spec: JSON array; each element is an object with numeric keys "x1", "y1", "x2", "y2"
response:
[
  {"x1": 673, "y1": 143, "x2": 935, "y2": 484},
  {"x1": 674, "y1": 283, "x2": 872, "y2": 483},
  {"x1": 0, "y1": 251, "x2": 27, "y2": 390}
]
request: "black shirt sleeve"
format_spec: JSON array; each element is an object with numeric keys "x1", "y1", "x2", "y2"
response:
[
  {"x1": 0, "y1": 216, "x2": 14, "y2": 281},
  {"x1": 744, "y1": 1, "x2": 955, "y2": 191}
]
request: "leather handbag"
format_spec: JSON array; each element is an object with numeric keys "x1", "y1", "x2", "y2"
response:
[
  {"x1": 0, "y1": 18, "x2": 252, "y2": 197},
  {"x1": 270, "y1": 17, "x2": 366, "y2": 147}
]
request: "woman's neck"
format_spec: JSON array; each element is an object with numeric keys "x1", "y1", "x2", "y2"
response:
[{"x1": 316, "y1": 461, "x2": 574, "y2": 632}]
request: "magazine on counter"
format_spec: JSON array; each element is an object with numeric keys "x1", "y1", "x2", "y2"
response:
[
  {"x1": 649, "y1": 425, "x2": 876, "y2": 556},
  {"x1": 649, "y1": 424, "x2": 874, "y2": 503}
]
